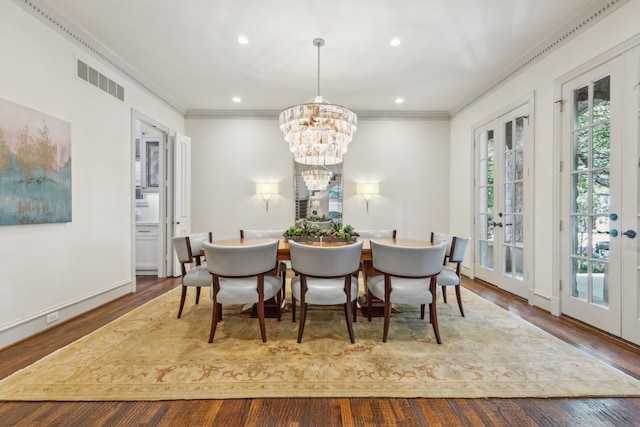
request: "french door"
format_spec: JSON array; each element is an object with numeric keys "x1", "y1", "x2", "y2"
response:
[
  {"x1": 559, "y1": 46, "x2": 640, "y2": 345},
  {"x1": 474, "y1": 103, "x2": 531, "y2": 299}
]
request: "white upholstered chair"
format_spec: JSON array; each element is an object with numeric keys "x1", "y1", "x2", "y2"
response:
[
  {"x1": 289, "y1": 240, "x2": 363, "y2": 343},
  {"x1": 367, "y1": 240, "x2": 447, "y2": 343},
  {"x1": 172, "y1": 232, "x2": 213, "y2": 318},
  {"x1": 203, "y1": 239, "x2": 281, "y2": 343},
  {"x1": 353, "y1": 229, "x2": 397, "y2": 286},
  {"x1": 431, "y1": 232, "x2": 471, "y2": 317},
  {"x1": 240, "y1": 229, "x2": 288, "y2": 301}
]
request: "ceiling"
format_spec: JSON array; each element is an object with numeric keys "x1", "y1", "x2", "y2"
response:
[{"x1": 39, "y1": 0, "x2": 616, "y2": 116}]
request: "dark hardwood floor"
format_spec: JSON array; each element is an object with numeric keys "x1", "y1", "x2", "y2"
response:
[{"x1": 1, "y1": 275, "x2": 639, "y2": 427}]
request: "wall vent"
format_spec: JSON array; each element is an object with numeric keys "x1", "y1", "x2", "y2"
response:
[{"x1": 77, "y1": 59, "x2": 124, "y2": 101}]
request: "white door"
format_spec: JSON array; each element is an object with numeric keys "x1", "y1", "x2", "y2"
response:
[
  {"x1": 474, "y1": 103, "x2": 531, "y2": 299},
  {"x1": 559, "y1": 46, "x2": 640, "y2": 345},
  {"x1": 172, "y1": 132, "x2": 192, "y2": 275},
  {"x1": 559, "y1": 51, "x2": 640, "y2": 342}
]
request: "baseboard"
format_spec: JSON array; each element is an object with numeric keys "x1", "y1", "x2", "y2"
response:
[
  {"x1": 531, "y1": 290, "x2": 552, "y2": 313},
  {"x1": 0, "y1": 280, "x2": 132, "y2": 349}
]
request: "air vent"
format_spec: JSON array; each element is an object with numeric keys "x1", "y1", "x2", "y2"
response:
[{"x1": 77, "y1": 59, "x2": 124, "y2": 101}]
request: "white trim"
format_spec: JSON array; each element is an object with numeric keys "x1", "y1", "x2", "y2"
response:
[
  {"x1": 14, "y1": 0, "x2": 628, "y2": 118},
  {"x1": 450, "y1": 0, "x2": 630, "y2": 117},
  {"x1": 0, "y1": 281, "x2": 131, "y2": 348}
]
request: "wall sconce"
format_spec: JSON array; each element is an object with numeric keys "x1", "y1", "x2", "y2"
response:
[
  {"x1": 355, "y1": 183, "x2": 379, "y2": 212},
  {"x1": 256, "y1": 183, "x2": 279, "y2": 212}
]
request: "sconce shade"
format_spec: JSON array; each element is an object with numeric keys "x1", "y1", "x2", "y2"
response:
[
  {"x1": 256, "y1": 183, "x2": 279, "y2": 196},
  {"x1": 355, "y1": 183, "x2": 379, "y2": 196}
]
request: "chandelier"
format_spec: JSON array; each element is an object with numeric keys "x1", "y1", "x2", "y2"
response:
[
  {"x1": 279, "y1": 38, "x2": 357, "y2": 165},
  {"x1": 301, "y1": 167, "x2": 332, "y2": 191}
]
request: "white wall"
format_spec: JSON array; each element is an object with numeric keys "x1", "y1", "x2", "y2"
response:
[
  {"x1": 343, "y1": 119, "x2": 451, "y2": 238},
  {"x1": 187, "y1": 117, "x2": 451, "y2": 240},
  {"x1": 187, "y1": 118, "x2": 295, "y2": 240},
  {"x1": 449, "y1": 0, "x2": 640, "y2": 305},
  {"x1": 0, "y1": 2, "x2": 185, "y2": 348}
]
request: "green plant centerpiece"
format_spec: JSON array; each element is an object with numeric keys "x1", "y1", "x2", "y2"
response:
[{"x1": 283, "y1": 219, "x2": 359, "y2": 244}]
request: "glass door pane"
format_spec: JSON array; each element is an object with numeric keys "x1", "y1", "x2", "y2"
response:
[
  {"x1": 569, "y1": 76, "x2": 611, "y2": 307},
  {"x1": 477, "y1": 129, "x2": 495, "y2": 271},
  {"x1": 502, "y1": 117, "x2": 525, "y2": 281}
]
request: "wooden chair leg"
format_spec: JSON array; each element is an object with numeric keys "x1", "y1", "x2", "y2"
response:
[
  {"x1": 297, "y1": 303, "x2": 307, "y2": 343},
  {"x1": 367, "y1": 289, "x2": 373, "y2": 322},
  {"x1": 257, "y1": 297, "x2": 267, "y2": 343},
  {"x1": 291, "y1": 297, "x2": 296, "y2": 322},
  {"x1": 420, "y1": 303, "x2": 425, "y2": 320},
  {"x1": 276, "y1": 289, "x2": 282, "y2": 322},
  {"x1": 352, "y1": 300, "x2": 358, "y2": 322},
  {"x1": 430, "y1": 302, "x2": 442, "y2": 344},
  {"x1": 195, "y1": 286, "x2": 201, "y2": 304},
  {"x1": 455, "y1": 284, "x2": 465, "y2": 317},
  {"x1": 208, "y1": 301, "x2": 219, "y2": 343},
  {"x1": 442, "y1": 286, "x2": 448, "y2": 303},
  {"x1": 382, "y1": 299, "x2": 391, "y2": 343},
  {"x1": 344, "y1": 302, "x2": 355, "y2": 344},
  {"x1": 177, "y1": 285, "x2": 187, "y2": 318}
]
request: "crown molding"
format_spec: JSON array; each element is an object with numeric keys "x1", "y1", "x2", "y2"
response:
[
  {"x1": 450, "y1": 0, "x2": 629, "y2": 117},
  {"x1": 15, "y1": 0, "x2": 627, "y2": 121},
  {"x1": 185, "y1": 109, "x2": 449, "y2": 121},
  {"x1": 13, "y1": 0, "x2": 186, "y2": 115}
]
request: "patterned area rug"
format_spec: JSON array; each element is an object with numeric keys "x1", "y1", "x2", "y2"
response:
[{"x1": 1, "y1": 285, "x2": 640, "y2": 401}]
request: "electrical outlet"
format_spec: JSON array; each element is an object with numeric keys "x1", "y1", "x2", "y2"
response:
[{"x1": 46, "y1": 311, "x2": 59, "y2": 324}]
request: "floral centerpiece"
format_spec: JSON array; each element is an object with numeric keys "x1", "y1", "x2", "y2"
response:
[{"x1": 283, "y1": 219, "x2": 359, "y2": 243}]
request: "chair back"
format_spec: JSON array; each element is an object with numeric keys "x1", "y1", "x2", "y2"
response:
[
  {"x1": 289, "y1": 240, "x2": 363, "y2": 278},
  {"x1": 204, "y1": 240, "x2": 278, "y2": 277},
  {"x1": 189, "y1": 232, "x2": 212, "y2": 255},
  {"x1": 371, "y1": 240, "x2": 447, "y2": 278},
  {"x1": 355, "y1": 229, "x2": 396, "y2": 239},
  {"x1": 172, "y1": 235, "x2": 193, "y2": 263},
  {"x1": 240, "y1": 229, "x2": 284, "y2": 239},
  {"x1": 450, "y1": 236, "x2": 471, "y2": 264},
  {"x1": 430, "y1": 232, "x2": 453, "y2": 258}
]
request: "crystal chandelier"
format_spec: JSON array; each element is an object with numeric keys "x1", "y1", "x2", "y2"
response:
[
  {"x1": 301, "y1": 167, "x2": 332, "y2": 191},
  {"x1": 279, "y1": 38, "x2": 357, "y2": 165}
]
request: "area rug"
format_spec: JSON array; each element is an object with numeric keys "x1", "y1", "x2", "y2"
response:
[{"x1": 1, "y1": 285, "x2": 640, "y2": 401}]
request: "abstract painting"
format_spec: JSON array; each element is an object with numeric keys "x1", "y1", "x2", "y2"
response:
[{"x1": 0, "y1": 98, "x2": 71, "y2": 225}]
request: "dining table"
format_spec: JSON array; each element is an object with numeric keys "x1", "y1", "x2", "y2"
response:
[{"x1": 204, "y1": 237, "x2": 436, "y2": 317}]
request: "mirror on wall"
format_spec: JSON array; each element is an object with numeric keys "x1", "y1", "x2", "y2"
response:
[{"x1": 294, "y1": 162, "x2": 343, "y2": 222}]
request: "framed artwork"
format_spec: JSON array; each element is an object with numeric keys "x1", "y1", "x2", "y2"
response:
[{"x1": 0, "y1": 97, "x2": 72, "y2": 225}]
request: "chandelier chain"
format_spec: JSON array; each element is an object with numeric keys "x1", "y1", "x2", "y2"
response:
[{"x1": 316, "y1": 40, "x2": 321, "y2": 97}]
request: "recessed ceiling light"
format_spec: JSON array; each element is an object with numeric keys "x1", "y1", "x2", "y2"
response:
[
  {"x1": 232, "y1": 96, "x2": 242, "y2": 103},
  {"x1": 238, "y1": 36, "x2": 249, "y2": 45},
  {"x1": 395, "y1": 97, "x2": 404, "y2": 104},
  {"x1": 390, "y1": 38, "x2": 401, "y2": 47}
]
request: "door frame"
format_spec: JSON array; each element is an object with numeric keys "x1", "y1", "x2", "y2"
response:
[
  {"x1": 471, "y1": 93, "x2": 535, "y2": 303},
  {"x1": 131, "y1": 110, "x2": 172, "y2": 286}
]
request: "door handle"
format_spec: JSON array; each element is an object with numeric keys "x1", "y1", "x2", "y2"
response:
[
  {"x1": 491, "y1": 222, "x2": 503, "y2": 228},
  {"x1": 623, "y1": 230, "x2": 637, "y2": 238}
]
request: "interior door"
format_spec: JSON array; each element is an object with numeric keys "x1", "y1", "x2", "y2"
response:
[
  {"x1": 560, "y1": 57, "x2": 623, "y2": 335},
  {"x1": 474, "y1": 104, "x2": 530, "y2": 299},
  {"x1": 172, "y1": 132, "x2": 192, "y2": 276}
]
